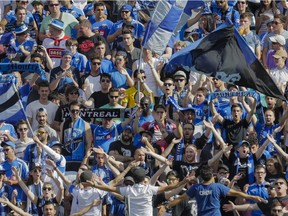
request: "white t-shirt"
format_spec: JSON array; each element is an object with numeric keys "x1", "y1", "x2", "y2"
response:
[
  {"x1": 84, "y1": 75, "x2": 101, "y2": 98},
  {"x1": 25, "y1": 100, "x2": 59, "y2": 129},
  {"x1": 69, "y1": 185, "x2": 107, "y2": 216},
  {"x1": 134, "y1": 58, "x2": 162, "y2": 97},
  {"x1": 119, "y1": 184, "x2": 159, "y2": 216}
]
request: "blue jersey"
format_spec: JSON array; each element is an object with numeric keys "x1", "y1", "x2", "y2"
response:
[
  {"x1": 71, "y1": 52, "x2": 87, "y2": 73},
  {"x1": 85, "y1": 58, "x2": 114, "y2": 74},
  {"x1": 211, "y1": 5, "x2": 240, "y2": 29},
  {"x1": 5, "y1": 11, "x2": 35, "y2": 25},
  {"x1": 0, "y1": 123, "x2": 17, "y2": 139},
  {"x1": 0, "y1": 184, "x2": 13, "y2": 216},
  {"x1": 186, "y1": 183, "x2": 230, "y2": 216},
  {"x1": 189, "y1": 101, "x2": 209, "y2": 125},
  {"x1": 60, "y1": 5, "x2": 84, "y2": 20},
  {"x1": 93, "y1": 123, "x2": 123, "y2": 153},
  {"x1": 23, "y1": 143, "x2": 47, "y2": 168},
  {"x1": 109, "y1": 19, "x2": 144, "y2": 39},
  {"x1": 2, "y1": 158, "x2": 29, "y2": 202},
  {"x1": 91, "y1": 19, "x2": 114, "y2": 39},
  {"x1": 32, "y1": 10, "x2": 47, "y2": 29},
  {"x1": 255, "y1": 123, "x2": 282, "y2": 154},
  {"x1": 247, "y1": 182, "x2": 269, "y2": 216}
]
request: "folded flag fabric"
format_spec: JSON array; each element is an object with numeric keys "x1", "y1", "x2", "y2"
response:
[
  {"x1": 142, "y1": 0, "x2": 204, "y2": 54},
  {"x1": 165, "y1": 23, "x2": 286, "y2": 100}
]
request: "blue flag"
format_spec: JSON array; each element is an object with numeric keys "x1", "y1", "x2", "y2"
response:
[
  {"x1": 165, "y1": 23, "x2": 286, "y2": 100},
  {"x1": 142, "y1": 0, "x2": 204, "y2": 54},
  {"x1": 0, "y1": 81, "x2": 26, "y2": 125}
]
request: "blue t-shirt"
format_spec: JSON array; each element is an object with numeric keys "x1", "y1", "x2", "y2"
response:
[
  {"x1": 186, "y1": 183, "x2": 230, "y2": 216},
  {"x1": 92, "y1": 123, "x2": 123, "y2": 153},
  {"x1": 91, "y1": 19, "x2": 114, "y2": 39}
]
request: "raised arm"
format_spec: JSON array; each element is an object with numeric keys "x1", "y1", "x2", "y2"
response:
[
  {"x1": 46, "y1": 168, "x2": 64, "y2": 204},
  {"x1": 12, "y1": 167, "x2": 37, "y2": 205},
  {"x1": 0, "y1": 197, "x2": 31, "y2": 216},
  {"x1": 254, "y1": 135, "x2": 270, "y2": 160},
  {"x1": 46, "y1": 159, "x2": 71, "y2": 187},
  {"x1": 245, "y1": 97, "x2": 257, "y2": 123},
  {"x1": 267, "y1": 134, "x2": 288, "y2": 161}
]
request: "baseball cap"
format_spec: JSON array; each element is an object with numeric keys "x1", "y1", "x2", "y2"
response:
[
  {"x1": 49, "y1": 19, "x2": 64, "y2": 31},
  {"x1": 173, "y1": 70, "x2": 187, "y2": 79},
  {"x1": 30, "y1": 162, "x2": 42, "y2": 170},
  {"x1": 50, "y1": 140, "x2": 63, "y2": 148},
  {"x1": 124, "y1": 176, "x2": 135, "y2": 185},
  {"x1": 270, "y1": 35, "x2": 286, "y2": 46},
  {"x1": 273, "y1": 49, "x2": 288, "y2": 59},
  {"x1": 237, "y1": 140, "x2": 250, "y2": 148},
  {"x1": 37, "y1": 107, "x2": 47, "y2": 115},
  {"x1": 15, "y1": 24, "x2": 28, "y2": 35},
  {"x1": 80, "y1": 170, "x2": 93, "y2": 182},
  {"x1": 31, "y1": 0, "x2": 43, "y2": 6},
  {"x1": 1, "y1": 141, "x2": 16, "y2": 149},
  {"x1": 62, "y1": 50, "x2": 73, "y2": 57},
  {"x1": 123, "y1": 125, "x2": 133, "y2": 132},
  {"x1": 217, "y1": 164, "x2": 229, "y2": 172},
  {"x1": 121, "y1": 4, "x2": 132, "y2": 12}
]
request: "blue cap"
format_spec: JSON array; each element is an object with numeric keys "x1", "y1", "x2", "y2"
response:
[
  {"x1": 15, "y1": 24, "x2": 28, "y2": 35},
  {"x1": 123, "y1": 125, "x2": 133, "y2": 132},
  {"x1": 237, "y1": 140, "x2": 250, "y2": 148},
  {"x1": 50, "y1": 140, "x2": 62, "y2": 148},
  {"x1": 1, "y1": 141, "x2": 16, "y2": 149},
  {"x1": 61, "y1": 50, "x2": 73, "y2": 57},
  {"x1": 121, "y1": 4, "x2": 132, "y2": 12},
  {"x1": 49, "y1": 19, "x2": 64, "y2": 31}
]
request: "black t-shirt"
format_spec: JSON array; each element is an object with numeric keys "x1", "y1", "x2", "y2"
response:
[
  {"x1": 36, "y1": 197, "x2": 58, "y2": 216},
  {"x1": 54, "y1": 104, "x2": 91, "y2": 123},
  {"x1": 77, "y1": 34, "x2": 110, "y2": 59},
  {"x1": 89, "y1": 91, "x2": 109, "y2": 108},
  {"x1": 108, "y1": 140, "x2": 137, "y2": 158},
  {"x1": 224, "y1": 153, "x2": 257, "y2": 190},
  {"x1": 172, "y1": 161, "x2": 203, "y2": 180},
  {"x1": 222, "y1": 118, "x2": 249, "y2": 147}
]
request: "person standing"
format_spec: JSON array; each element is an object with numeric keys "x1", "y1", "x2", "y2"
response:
[{"x1": 166, "y1": 165, "x2": 264, "y2": 216}]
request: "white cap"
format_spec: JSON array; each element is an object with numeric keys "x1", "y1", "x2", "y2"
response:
[{"x1": 269, "y1": 35, "x2": 286, "y2": 46}]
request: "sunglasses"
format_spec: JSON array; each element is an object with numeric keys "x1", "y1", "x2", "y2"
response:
[
  {"x1": 3, "y1": 148, "x2": 10, "y2": 152},
  {"x1": 70, "y1": 109, "x2": 80, "y2": 114},
  {"x1": 20, "y1": 1, "x2": 28, "y2": 4},
  {"x1": 164, "y1": 83, "x2": 173, "y2": 87},
  {"x1": 121, "y1": 11, "x2": 130, "y2": 13},
  {"x1": 237, "y1": 1, "x2": 246, "y2": 4},
  {"x1": 167, "y1": 178, "x2": 178, "y2": 182},
  {"x1": 216, "y1": 1, "x2": 224, "y2": 4},
  {"x1": 43, "y1": 187, "x2": 52, "y2": 191},
  {"x1": 49, "y1": 4, "x2": 59, "y2": 7},
  {"x1": 37, "y1": 131, "x2": 46, "y2": 135},
  {"x1": 101, "y1": 79, "x2": 111, "y2": 83},
  {"x1": 273, "y1": 21, "x2": 282, "y2": 25},
  {"x1": 109, "y1": 95, "x2": 119, "y2": 99},
  {"x1": 19, "y1": 128, "x2": 28, "y2": 132},
  {"x1": 92, "y1": 62, "x2": 101, "y2": 66},
  {"x1": 33, "y1": 169, "x2": 42, "y2": 173},
  {"x1": 69, "y1": 92, "x2": 79, "y2": 95},
  {"x1": 219, "y1": 172, "x2": 228, "y2": 175}
]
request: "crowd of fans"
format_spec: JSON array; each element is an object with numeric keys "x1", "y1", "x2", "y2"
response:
[{"x1": 0, "y1": 0, "x2": 288, "y2": 215}]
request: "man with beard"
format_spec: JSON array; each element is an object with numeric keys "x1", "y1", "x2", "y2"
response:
[
  {"x1": 108, "y1": 126, "x2": 136, "y2": 164},
  {"x1": 33, "y1": 108, "x2": 58, "y2": 142},
  {"x1": 134, "y1": 96, "x2": 154, "y2": 127}
]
